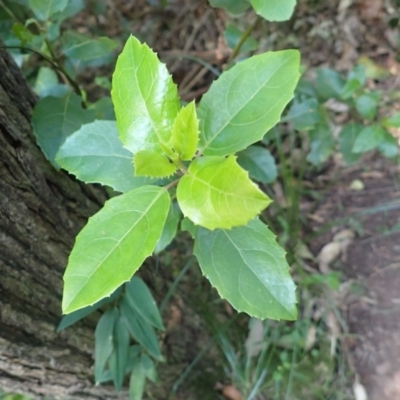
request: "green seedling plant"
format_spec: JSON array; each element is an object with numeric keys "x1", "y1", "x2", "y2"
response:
[
  {"x1": 53, "y1": 34, "x2": 300, "y2": 397},
  {"x1": 58, "y1": 35, "x2": 300, "y2": 320}
]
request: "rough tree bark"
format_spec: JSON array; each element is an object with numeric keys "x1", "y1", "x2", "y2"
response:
[{"x1": 0, "y1": 45, "x2": 125, "y2": 399}]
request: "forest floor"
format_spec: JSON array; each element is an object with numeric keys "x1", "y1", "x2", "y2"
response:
[{"x1": 73, "y1": 0, "x2": 400, "y2": 398}]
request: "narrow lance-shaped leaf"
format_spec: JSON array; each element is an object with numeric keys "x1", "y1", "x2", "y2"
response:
[
  {"x1": 112, "y1": 35, "x2": 181, "y2": 154},
  {"x1": 141, "y1": 354, "x2": 158, "y2": 383},
  {"x1": 120, "y1": 298, "x2": 163, "y2": 361},
  {"x1": 125, "y1": 277, "x2": 165, "y2": 331},
  {"x1": 194, "y1": 219, "x2": 297, "y2": 320},
  {"x1": 172, "y1": 101, "x2": 199, "y2": 160},
  {"x1": 129, "y1": 359, "x2": 146, "y2": 400},
  {"x1": 62, "y1": 186, "x2": 170, "y2": 314},
  {"x1": 197, "y1": 50, "x2": 300, "y2": 156},
  {"x1": 56, "y1": 120, "x2": 155, "y2": 193},
  {"x1": 177, "y1": 156, "x2": 271, "y2": 230},
  {"x1": 109, "y1": 316, "x2": 130, "y2": 391},
  {"x1": 250, "y1": 0, "x2": 297, "y2": 21},
  {"x1": 95, "y1": 307, "x2": 118, "y2": 383},
  {"x1": 57, "y1": 287, "x2": 122, "y2": 332}
]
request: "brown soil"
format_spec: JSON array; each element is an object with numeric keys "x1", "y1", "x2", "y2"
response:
[{"x1": 309, "y1": 158, "x2": 400, "y2": 400}]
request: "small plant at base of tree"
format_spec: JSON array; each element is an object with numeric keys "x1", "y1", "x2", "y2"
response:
[{"x1": 58, "y1": 35, "x2": 300, "y2": 322}]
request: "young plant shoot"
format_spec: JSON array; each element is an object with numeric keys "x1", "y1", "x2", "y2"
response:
[{"x1": 58, "y1": 35, "x2": 300, "y2": 321}]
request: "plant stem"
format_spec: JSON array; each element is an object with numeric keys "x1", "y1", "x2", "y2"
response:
[
  {"x1": 0, "y1": 0, "x2": 23, "y2": 23},
  {"x1": 44, "y1": 39, "x2": 82, "y2": 98},
  {"x1": 165, "y1": 179, "x2": 180, "y2": 190},
  {"x1": 160, "y1": 256, "x2": 195, "y2": 313},
  {"x1": 2, "y1": 43, "x2": 82, "y2": 99},
  {"x1": 229, "y1": 16, "x2": 261, "y2": 63}
]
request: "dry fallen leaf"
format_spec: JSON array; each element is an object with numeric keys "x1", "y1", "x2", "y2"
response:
[
  {"x1": 317, "y1": 242, "x2": 341, "y2": 273},
  {"x1": 333, "y1": 228, "x2": 355, "y2": 261}
]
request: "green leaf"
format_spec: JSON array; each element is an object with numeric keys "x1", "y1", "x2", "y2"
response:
[
  {"x1": 52, "y1": 0, "x2": 85, "y2": 22},
  {"x1": 352, "y1": 125, "x2": 386, "y2": 153},
  {"x1": 134, "y1": 150, "x2": 177, "y2": 178},
  {"x1": 237, "y1": 145, "x2": 277, "y2": 184},
  {"x1": 198, "y1": 50, "x2": 300, "y2": 156},
  {"x1": 194, "y1": 219, "x2": 297, "y2": 320},
  {"x1": 250, "y1": 0, "x2": 296, "y2": 21},
  {"x1": 129, "y1": 360, "x2": 146, "y2": 400},
  {"x1": 315, "y1": 68, "x2": 345, "y2": 100},
  {"x1": 32, "y1": 93, "x2": 94, "y2": 167},
  {"x1": 171, "y1": 101, "x2": 199, "y2": 160},
  {"x1": 338, "y1": 123, "x2": 363, "y2": 165},
  {"x1": 57, "y1": 287, "x2": 122, "y2": 332},
  {"x1": 209, "y1": 0, "x2": 250, "y2": 14},
  {"x1": 180, "y1": 217, "x2": 197, "y2": 239},
  {"x1": 112, "y1": 35, "x2": 181, "y2": 154},
  {"x1": 285, "y1": 98, "x2": 321, "y2": 131},
  {"x1": 307, "y1": 125, "x2": 335, "y2": 166},
  {"x1": 177, "y1": 155, "x2": 270, "y2": 230},
  {"x1": 383, "y1": 113, "x2": 400, "y2": 128},
  {"x1": 62, "y1": 31, "x2": 118, "y2": 61},
  {"x1": 110, "y1": 316, "x2": 130, "y2": 391},
  {"x1": 125, "y1": 277, "x2": 165, "y2": 331},
  {"x1": 99, "y1": 346, "x2": 142, "y2": 384},
  {"x1": 56, "y1": 120, "x2": 154, "y2": 193},
  {"x1": 89, "y1": 97, "x2": 115, "y2": 120},
  {"x1": 141, "y1": 354, "x2": 158, "y2": 383},
  {"x1": 95, "y1": 307, "x2": 118, "y2": 384},
  {"x1": 155, "y1": 203, "x2": 181, "y2": 254},
  {"x1": 378, "y1": 131, "x2": 398, "y2": 158},
  {"x1": 62, "y1": 186, "x2": 170, "y2": 314},
  {"x1": 34, "y1": 66, "x2": 58, "y2": 98},
  {"x1": 28, "y1": 0, "x2": 68, "y2": 20},
  {"x1": 355, "y1": 92, "x2": 380, "y2": 120},
  {"x1": 224, "y1": 25, "x2": 258, "y2": 52},
  {"x1": 340, "y1": 65, "x2": 366, "y2": 99},
  {"x1": 120, "y1": 298, "x2": 163, "y2": 360},
  {"x1": 12, "y1": 22, "x2": 35, "y2": 45}
]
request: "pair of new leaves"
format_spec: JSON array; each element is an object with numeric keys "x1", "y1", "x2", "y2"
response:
[
  {"x1": 94, "y1": 278, "x2": 162, "y2": 397},
  {"x1": 60, "y1": 35, "x2": 300, "y2": 321}
]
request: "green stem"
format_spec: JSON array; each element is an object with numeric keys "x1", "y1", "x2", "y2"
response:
[
  {"x1": 160, "y1": 257, "x2": 195, "y2": 313},
  {"x1": 229, "y1": 16, "x2": 261, "y2": 63},
  {"x1": 44, "y1": 39, "x2": 82, "y2": 98},
  {"x1": 2, "y1": 43, "x2": 82, "y2": 99},
  {"x1": 0, "y1": 0, "x2": 23, "y2": 23},
  {"x1": 165, "y1": 179, "x2": 180, "y2": 191},
  {"x1": 1, "y1": 45, "x2": 58, "y2": 68}
]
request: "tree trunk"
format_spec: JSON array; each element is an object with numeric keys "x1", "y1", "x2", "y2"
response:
[{"x1": 0, "y1": 45, "x2": 124, "y2": 399}]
